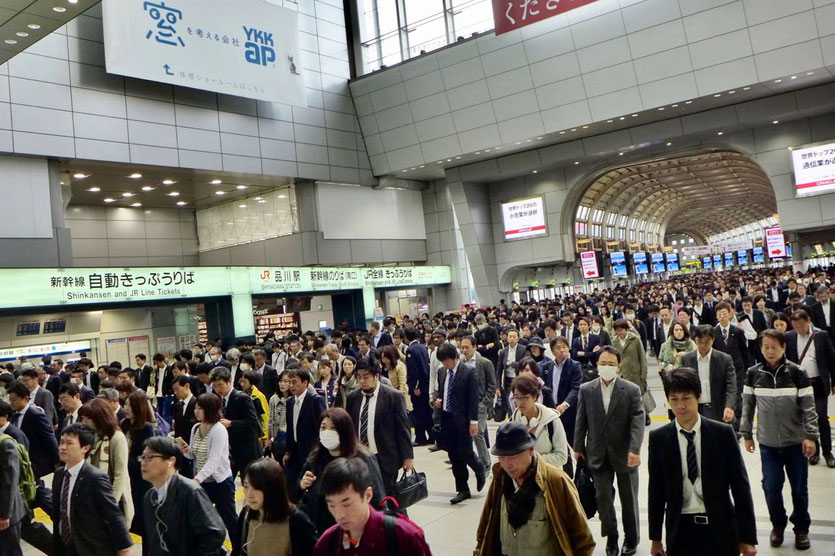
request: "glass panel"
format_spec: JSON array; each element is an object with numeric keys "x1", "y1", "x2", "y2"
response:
[
  {"x1": 607, "y1": 212, "x2": 616, "y2": 225},
  {"x1": 404, "y1": 0, "x2": 446, "y2": 58},
  {"x1": 450, "y1": 0, "x2": 493, "y2": 39}
]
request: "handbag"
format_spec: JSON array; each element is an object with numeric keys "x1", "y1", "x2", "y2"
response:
[
  {"x1": 493, "y1": 393, "x2": 508, "y2": 422},
  {"x1": 642, "y1": 389, "x2": 657, "y2": 414},
  {"x1": 390, "y1": 469, "x2": 428, "y2": 510},
  {"x1": 573, "y1": 458, "x2": 597, "y2": 519}
]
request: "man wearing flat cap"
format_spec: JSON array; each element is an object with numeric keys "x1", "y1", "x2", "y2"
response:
[{"x1": 474, "y1": 421, "x2": 595, "y2": 556}]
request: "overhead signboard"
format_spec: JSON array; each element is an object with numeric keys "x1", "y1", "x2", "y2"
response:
[
  {"x1": 752, "y1": 247, "x2": 765, "y2": 264},
  {"x1": 665, "y1": 253, "x2": 679, "y2": 273},
  {"x1": 724, "y1": 252, "x2": 735, "y2": 267},
  {"x1": 580, "y1": 251, "x2": 600, "y2": 279},
  {"x1": 610, "y1": 251, "x2": 628, "y2": 277},
  {"x1": 791, "y1": 141, "x2": 835, "y2": 197},
  {"x1": 765, "y1": 226, "x2": 786, "y2": 258},
  {"x1": 702, "y1": 256, "x2": 712, "y2": 270},
  {"x1": 0, "y1": 265, "x2": 452, "y2": 310},
  {"x1": 0, "y1": 340, "x2": 92, "y2": 362},
  {"x1": 632, "y1": 252, "x2": 648, "y2": 275},
  {"x1": 492, "y1": 0, "x2": 601, "y2": 35},
  {"x1": 651, "y1": 253, "x2": 665, "y2": 273},
  {"x1": 682, "y1": 245, "x2": 713, "y2": 257},
  {"x1": 712, "y1": 254, "x2": 722, "y2": 269},
  {"x1": 102, "y1": 0, "x2": 306, "y2": 106},
  {"x1": 737, "y1": 250, "x2": 749, "y2": 266},
  {"x1": 502, "y1": 197, "x2": 547, "y2": 241}
]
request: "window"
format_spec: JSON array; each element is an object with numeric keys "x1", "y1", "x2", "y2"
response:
[
  {"x1": 619, "y1": 215, "x2": 628, "y2": 227},
  {"x1": 607, "y1": 212, "x2": 617, "y2": 225},
  {"x1": 575, "y1": 221, "x2": 587, "y2": 236},
  {"x1": 689, "y1": 238, "x2": 695, "y2": 243},
  {"x1": 591, "y1": 224, "x2": 602, "y2": 236},
  {"x1": 671, "y1": 240, "x2": 677, "y2": 246},
  {"x1": 618, "y1": 228, "x2": 626, "y2": 240},
  {"x1": 606, "y1": 226, "x2": 615, "y2": 239},
  {"x1": 629, "y1": 230, "x2": 636, "y2": 241},
  {"x1": 639, "y1": 220, "x2": 647, "y2": 231},
  {"x1": 576, "y1": 205, "x2": 590, "y2": 220},
  {"x1": 629, "y1": 217, "x2": 638, "y2": 229},
  {"x1": 591, "y1": 209, "x2": 604, "y2": 223}
]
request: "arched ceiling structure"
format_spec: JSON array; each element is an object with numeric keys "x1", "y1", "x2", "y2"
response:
[{"x1": 577, "y1": 150, "x2": 777, "y2": 242}]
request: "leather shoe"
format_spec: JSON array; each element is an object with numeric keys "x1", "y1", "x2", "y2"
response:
[
  {"x1": 809, "y1": 454, "x2": 820, "y2": 465},
  {"x1": 795, "y1": 532, "x2": 811, "y2": 550},
  {"x1": 621, "y1": 545, "x2": 637, "y2": 556},
  {"x1": 825, "y1": 453, "x2": 835, "y2": 468},
  {"x1": 449, "y1": 491, "x2": 471, "y2": 505},
  {"x1": 428, "y1": 444, "x2": 441, "y2": 452},
  {"x1": 605, "y1": 536, "x2": 619, "y2": 556},
  {"x1": 770, "y1": 527, "x2": 784, "y2": 547},
  {"x1": 476, "y1": 471, "x2": 486, "y2": 492},
  {"x1": 413, "y1": 440, "x2": 430, "y2": 447}
]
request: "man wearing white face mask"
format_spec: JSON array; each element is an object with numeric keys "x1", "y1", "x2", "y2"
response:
[{"x1": 575, "y1": 346, "x2": 645, "y2": 556}]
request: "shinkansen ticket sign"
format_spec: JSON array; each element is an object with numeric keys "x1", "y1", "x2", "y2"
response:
[{"x1": 102, "y1": 0, "x2": 307, "y2": 106}]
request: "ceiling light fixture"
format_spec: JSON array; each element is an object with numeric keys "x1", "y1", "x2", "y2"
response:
[
  {"x1": 238, "y1": 204, "x2": 247, "y2": 208},
  {"x1": 28, "y1": 24, "x2": 40, "y2": 29},
  {"x1": 619, "y1": 117, "x2": 625, "y2": 121},
  {"x1": 88, "y1": 187, "x2": 100, "y2": 192},
  {"x1": 772, "y1": 120, "x2": 779, "y2": 124},
  {"x1": 257, "y1": 199, "x2": 267, "y2": 203},
  {"x1": 236, "y1": 185, "x2": 247, "y2": 190},
  {"x1": 717, "y1": 131, "x2": 724, "y2": 136},
  {"x1": 52, "y1": 7, "x2": 66, "y2": 12},
  {"x1": 162, "y1": 179, "x2": 174, "y2": 185},
  {"x1": 672, "y1": 104, "x2": 679, "y2": 107},
  {"x1": 122, "y1": 192, "x2": 134, "y2": 197},
  {"x1": 211, "y1": 179, "x2": 222, "y2": 185},
  {"x1": 574, "y1": 161, "x2": 579, "y2": 165},
  {"x1": 254, "y1": 197, "x2": 263, "y2": 201},
  {"x1": 4, "y1": 40, "x2": 17, "y2": 45},
  {"x1": 743, "y1": 87, "x2": 750, "y2": 91},
  {"x1": 129, "y1": 173, "x2": 142, "y2": 179},
  {"x1": 16, "y1": 32, "x2": 28, "y2": 37},
  {"x1": 103, "y1": 197, "x2": 115, "y2": 203},
  {"x1": 631, "y1": 114, "x2": 638, "y2": 117},
  {"x1": 774, "y1": 79, "x2": 782, "y2": 83},
  {"x1": 685, "y1": 101, "x2": 692, "y2": 104},
  {"x1": 666, "y1": 142, "x2": 672, "y2": 146},
  {"x1": 131, "y1": 203, "x2": 142, "y2": 207},
  {"x1": 278, "y1": 194, "x2": 287, "y2": 199},
  {"x1": 142, "y1": 186, "x2": 154, "y2": 191},
  {"x1": 215, "y1": 191, "x2": 226, "y2": 195},
  {"x1": 790, "y1": 75, "x2": 797, "y2": 80},
  {"x1": 533, "y1": 170, "x2": 538, "y2": 174},
  {"x1": 73, "y1": 173, "x2": 87, "y2": 179},
  {"x1": 176, "y1": 201, "x2": 187, "y2": 206},
  {"x1": 168, "y1": 191, "x2": 180, "y2": 196}
]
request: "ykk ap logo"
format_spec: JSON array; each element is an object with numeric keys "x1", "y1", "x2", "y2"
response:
[
  {"x1": 243, "y1": 26, "x2": 275, "y2": 66},
  {"x1": 144, "y1": 1, "x2": 185, "y2": 47}
]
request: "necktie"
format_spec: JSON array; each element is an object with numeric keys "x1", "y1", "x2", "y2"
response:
[
  {"x1": 444, "y1": 370, "x2": 455, "y2": 413},
  {"x1": 150, "y1": 488, "x2": 160, "y2": 505},
  {"x1": 221, "y1": 396, "x2": 227, "y2": 414},
  {"x1": 582, "y1": 336, "x2": 588, "y2": 351},
  {"x1": 723, "y1": 328, "x2": 729, "y2": 342},
  {"x1": 680, "y1": 429, "x2": 698, "y2": 483},
  {"x1": 359, "y1": 392, "x2": 373, "y2": 446},
  {"x1": 60, "y1": 470, "x2": 72, "y2": 547}
]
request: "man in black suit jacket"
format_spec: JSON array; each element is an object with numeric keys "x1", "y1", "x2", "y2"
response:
[
  {"x1": 68, "y1": 368, "x2": 95, "y2": 403},
  {"x1": 75, "y1": 358, "x2": 99, "y2": 394},
  {"x1": 253, "y1": 349, "x2": 279, "y2": 400},
  {"x1": 20, "y1": 367, "x2": 57, "y2": 429},
  {"x1": 283, "y1": 367, "x2": 327, "y2": 490},
  {"x1": 0, "y1": 401, "x2": 29, "y2": 450},
  {"x1": 433, "y1": 344, "x2": 485, "y2": 504},
  {"x1": 369, "y1": 321, "x2": 393, "y2": 351},
  {"x1": 497, "y1": 328, "x2": 528, "y2": 396},
  {"x1": 810, "y1": 285, "x2": 835, "y2": 341},
  {"x1": 356, "y1": 336, "x2": 380, "y2": 373},
  {"x1": 56, "y1": 383, "x2": 83, "y2": 442},
  {"x1": 171, "y1": 376, "x2": 198, "y2": 478},
  {"x1": 713, "y1": 302, "x2": 752, "y2": 429},
  {"x1": 572, "y1": 318, "x2": 602, "y2": 369},
  {"x1": 210, "y1": 368, "x2": 263, "y2": 480},
  {"x1": 786, "y1": 309, "x2": 835, "y2": 468},
  {"x1": 543, "y1": 337, "x2": 584, "y2": 446},
  {"x1": 347, "y1": 362, "x2": 414, "y2": 495},
  {"x1": 474, "y1": 313, "x2": 500, "y2": 369},
  {"x1": 649, "y1": 368, "x2": 757, "y2": 556},
  {"x1": 134, "y1": 354, "x2": 153, "y2": 391},
  {"x1": 679, "y1": 325, "x2": 738, "y2": 424},
  {"x1": 7, "y1": 381, "x2": 58, "y2": 480},
  {"x1": 52, "y1": 423, "x2": 133, "y2": 556}
]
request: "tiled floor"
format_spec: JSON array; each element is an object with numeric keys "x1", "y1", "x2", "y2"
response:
[{"x1": 22, "y1": 361, "x2": 835, "y2": 555}]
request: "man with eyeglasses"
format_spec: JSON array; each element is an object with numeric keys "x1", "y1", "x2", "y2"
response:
[{"x1": 140, "y1": 436, "x2": 226, "y2": 555}]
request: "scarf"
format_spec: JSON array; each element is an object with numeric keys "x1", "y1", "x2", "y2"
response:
[
  {"x1": 502, "y1": 454, "x2": 541, "y2": 530},
  {"x1": 672, "y1": 339, "x2": 691, "y2": 352}
]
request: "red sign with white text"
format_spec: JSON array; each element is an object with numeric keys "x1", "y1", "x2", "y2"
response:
[
  {"x1": 765, "y1": 227, "x2": 786, "y2": 258},
  {"x1": 580, "y1": 250, "x2": 600, "y2": 280},
  {"x1": 492, "y1": 0, "x2": 602, "y2": 35}
]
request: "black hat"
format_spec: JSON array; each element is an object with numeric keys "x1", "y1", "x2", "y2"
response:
[
  {"x1": 527, "y1": 337, "x2": 545, "y2": 350},
  {"x1": 491, "y1": 421, "x2": 536, "y2": 456}
]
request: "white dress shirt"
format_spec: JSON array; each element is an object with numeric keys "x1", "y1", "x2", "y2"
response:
[
  {"x1": 675, "y1": 416, "x2": 706, "y2": 514},
  {"x1": 506, "y1": 344, "x2": 518, "y2": 364},
  {"x1": 796, "y1": 331, "x2": 819, "y2": 378},
  {"x1": 821, "y1": 301, "x2": 831, "y2": 328},
  {"x1": 293, "y1": 389, "x2": 307, "y2": 441},
  {"x1": 551, "y1": 359, "x2": 565, "y2": 397},
  {"x1": 156, "y1": 365, "x2": 166, "y2": 395},
  {"x1": 63, "y1": 460, "x2": 85, "y2": 530},
  {"x1": 601, "y1": 377, "x2": 617, "y2": 413},
  {"x1": 359, "y1": 382, "x2": 381, "y2": 454},
  {"x1": 696, "y1": 350, "x2": 712, "y2": 404}
]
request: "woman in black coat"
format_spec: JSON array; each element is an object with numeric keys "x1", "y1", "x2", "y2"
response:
[{"x1": 121, "y1": 390, "x2": 155, "y2": 537}]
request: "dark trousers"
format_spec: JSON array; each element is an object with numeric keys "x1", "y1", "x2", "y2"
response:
[
  {"x1": 811, "y1": 377, "x2": 832, "y2": 456},
  {"x1": 0, "y1": 520, "x2": 23, "y2": 556},
  {"x1": 760, "y1": 443, "x2": 810, "y2": 534},
  {"x1": 592, "y1": 465, "x2": 640, "y2": 547},
  {"x1": 201, "y1": 476, "x2": 237, "y2": 539},
  {"x1": 670, "y1": 514, "x2": 737, "y2": 556},
  {"x1": 410, "y1": 392, "x2": 433, "y2": 443},
  {"x1": 441, "y1": 411, "x2": 484, "y2": 493}
]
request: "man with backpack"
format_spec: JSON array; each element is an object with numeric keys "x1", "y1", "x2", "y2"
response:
[
  {"x1": 0, "y1": 417, "x2": 28, "y2": 555},
  {"x1": 313, "y1": 457, "x2": 431, "y2": 555}
]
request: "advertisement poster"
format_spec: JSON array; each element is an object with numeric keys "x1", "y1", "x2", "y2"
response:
[
  {"x1": 492, "y1": 0, "x2": 601, "y2": 35},
  {"x1": 502, "y1": 197, "x2": 547, "y2": 241},
  {"x1": 157, "y1": 336, "x2": 177, "y2": 356},
  {"x1": 651, "y1": 253, "x2": 665, "y2": 273},
  {"x1": 765, "y1": 227, "x2": 786, "y2": 258},
  {"x1": 791, "y1": 142, "x2": 835, "y2": 197},
  {"x1": 610, "y1": 252, "x2": 628, "y2": 277},
  {"x1": 580, "y1": 251, "x2": 600, "y2": 279}
]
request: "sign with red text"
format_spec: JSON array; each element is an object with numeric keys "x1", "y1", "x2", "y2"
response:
[
  {"x1": 492, "y1": 0, "x2": 602, "y2": 35},
  {"x1": 502, "y1": 197, "x2": 547, "y2": 240},
  {"x1": 580, "y1": 250, "x2": 600, "y2": 279},
  {"x1": 791, "y1": 141, "x2": 835, "y2": 197},
  {"x1": 765, "y1": 226, "x2": 786, "y2": 258}
]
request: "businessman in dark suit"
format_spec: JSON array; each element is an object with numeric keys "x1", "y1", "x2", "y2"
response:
[
  {"x1": 543, "y1": 336, "x2": 584, "y2": 446},
  {"x1": 253, "y1": 349, "x2": 279, "y2": 400},
  {"x1": 68, "y1": 368, "x2": 95, "y2": 404},
  {"x1": 356, "y1": 336, "x2": 380, "y2": 373},
  {"x1": 713, "y1": 302, "x2": 752, "y2": 429},
  {"x1": 369, "y1": 321, "x2": 393, "y2": 350},
  {"x1": 134, "y1": 354, "x2": 153, "y2": 391},
  {"x1": 347, "y1": 362, "x2": 414, "y2": 495},
  {"x1": 692, "y1": 296, "x2": 715, "y2": 327},
  {"x1": 810, "y1": 285, "x2": 835, "y2": 341},
  {"x1": 210, "y1": 367, "x2": 263, "y2": 480},
  {"x1": 0, "y1": 425, "x2": 27, "y2": 553},
  {"x1": 150, "y1": 354, "x2": 175, "y2": 423},
  {"x1": 679, "y1": 325, "x2": 738, "y2": 424},
  {"x1": 75, "y1": 358, "x2": 99, "y2": 394},
  {"x1": 7, "y1": 381, "x2": 58, "y2": 480},
  {"x1": 20, "y1": 367, "x2": 57, "y2": 429},
  {"x1": 433, "y1": 344, "x2": 486, "y2": 504},
  {"x1": 786, "y1": 309, "x2": 835, "y2": 467},
  {"x1": 56, "y1": 383, "x2": 83, "y2": 441},
  {"x1": 52, "y1": 423, "x2": 133, "y2": 556},
  {"x1": 404, "y1": 326, "x2": 433, "y2": 446},
  {"x1": 649, "y1": 367, "x2": 757, "y2": 556},
  {"x1": 171, "y1": 376, "x2": 198, "y2": 478},
  {"x1": 571, "y1": 317, "x2": 602, "y2": 369},
  {"x1": 574, "y1": 346, "x2": 644, "y2": 556},
  {"x1": 497, "y1": 328, "x2": 528, "y2": 405},
  {"x1": 0, "y1": 401, "x2": 29, "y2": 451},
  {"x1": 283, "y1": 367, "x2": 327, "y2": 491},
  {"x1": 561, "y1": 312, "x2": 582, "y2": 344}
]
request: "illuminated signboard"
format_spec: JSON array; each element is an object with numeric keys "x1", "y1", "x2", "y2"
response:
[
  {"x1": 713, "y1": 254, "x2": 722, "y2": 269},
  {"x1": 651, "y1": 253, "x2": 665, "y2": 273},
  {"x1": 791, "y1": 141, "x2": 835, "y2": 197},
  {"x1": 501, "y1": 197, "x2": 547, "y2": 241},
  {"x1": 765, "y1": 226, "x2": 786, "y2": 258},
  {"x1": 724, "y1": 252, "x2": 735, "y2": 267},
  {"x1": 703, "y1": 256, "x2": 713, "y2": 270},
  {"x1": 580, "y1": 251, "x2": 601, "y2": 279},
  {"x1": 610, "y1": 252, "x2": 628, "y2": 277},
  {"x1": 632, "y1": 252, "x2": 648, "y2": 275},
  {"x1": 665, "y1": 253, "x2": 680, "y2": 272},
  {"x1": 752, "y1": 247, "x2": 764, "y2": 264},
  {"x1": 737, "y1": 250, "x2": 749, "y2": 266}
]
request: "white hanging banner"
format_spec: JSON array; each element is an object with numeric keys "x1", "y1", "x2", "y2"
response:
[
  {"x1": 765, "y1": 227, "x2": 786, "y2": 258},
  {"x1": 102, "y1": 0, "x2": 307, "y2": 106}
]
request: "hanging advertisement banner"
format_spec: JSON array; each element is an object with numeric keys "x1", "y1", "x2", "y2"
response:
[
  {"x1": 501, "y1": 197, "x2": 547, "y2": 241},
  {"x1": 791, "y1": 142, "x2": 835, "y2": 197},
  {"x1": 765, "y1": 227, "x2": 786, "y2": 258},
  {"x1": 102, "y1": 0, "x2": 307, "y2": 105},
  {"x1": 492, "y1": 0, "x2": 601, "y2": 35},
  {"x1": 580, "y1": 250, "x2": 600, "y2": 279}
]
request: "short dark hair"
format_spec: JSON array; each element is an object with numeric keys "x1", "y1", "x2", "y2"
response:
[
  {"x1": 152, "y1": 353, "x2": 166, "y2": 363},
  {"x1": 436, "y1": 343, "x2": 459, "y2": 362},
  {"x1": 511, "y1": 374, "x2": 541, "y2": 396},
  {"x1": 243, "y1": 459, "x2": 292, "y2": 522},
  {"x1": 354, "y1": 359, "x2": 378, "y2": 376},
  {"x1": 691, "y1": 324, "x2": 715, "y2": 340},
  {"x1": 404, "y1": 326, "x2": 420, "y2": 342},
  {"x1": 0, "y1": 400, "x2": 12, "y2": 418},
  {"x1": 195, "y1": 363, "x2": 214, "y2": 376},
  {"x1": 759, "y1": 329, "x2": 786, "y2": 347},
  {"x1": 58, "y1": 382, "x2": 80, "y2": 397},
  {"x1": 6, "y1": 381, "x2": 30, "y2": 400},
  {"x1": 597, "y1": 345, "x2": 622, "y2": 364},
  {"x1": 241, "y1": 370, "x2": 258, "y2": 385},
  {"x1": 142, "y1": 436, "x2": 181, "y2": 460},
  {"x1": 78, "y1": 358, "x2": 93, "y2": 368},
  {"x1": 172, "y1": 375, "x2": 191, "y2": 388},
  {"x1": 790, "y1": 309, "x2": 811, "y2": 322},
  {"x1": 78, "y1": 398, "x2": 118, "y2": 438},
  {"x1": 135, "y1": 354, "x2": 147, "y2": 362},
  {"x1": 20, "y1": 368, "x2": 38, "y2": 380},
  {"x1": 516, "y1": 357, "x2": 540, "y2": 377},
  {"x1": 663, "y1": 367, "x2": 702, "y2": 398},
  {"x1": 459, "y1": 335, "x2": 476, "y2": 347},
  {"x1": 550, "y1": 336, "x2": 570, "y2": 349},
  {"x1": 613, "y1": 318, "x2": 629, "y2": 331},
  {"x1": 241, "y1": 353, "x2": 256, "y2": 367},
  {"x1": 320, "y1": 456, "x2": 372, "y2": 498},
  {"x1": 772, "y1": 312, "x2": 790, "y2": 328},
  {"x1": 109, "y1": 361, "x2": 123, "y2": 370},
  {"x1": 62, "y1": 423, "x2": 97, "y2": 450},
  {"x1": 715, "y1": 301, "x2": 734, "y2": 314},
  {"x1": 286, "y1": 368, "x2": 311, "y2": 384},
  {"x1": 210, "y1": 367, "x2": 232, "y2": 383}
]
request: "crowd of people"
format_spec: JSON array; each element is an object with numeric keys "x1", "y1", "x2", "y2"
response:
[{"x1": 0, "y1": 264, "x2": 832, "y2": 555}]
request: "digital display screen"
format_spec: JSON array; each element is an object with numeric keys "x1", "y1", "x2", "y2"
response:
[
  {"x1": 651, "y1": 253, "x2": 666, "y2": 273},
  {"x1": 791, "y1": 141, "x2": 835, "y2": 197},
  {"x1": 724, "y1": 252, "x2": 734, "y2": 267},
  {"x1": 43, "y1": 320, "x2": 66, "y2": 334},
  {"x1": 502, "y1": 197, "x2": 547, "y2": 240},
  {"x1": 737, "y1": 250, "x2": 748, "y2": 266},
  {"x1": 665, "y1": 253, "x2": 679, "y2": 272},
  {"x1": 15, "y1": 322, "x2": 40, "y2": 336},
  {"x1": 703, "y1": 256, "x2": 713, "y2": 269},
  {"x1": 610, "y1": 251, "x2": 628, "y2": 277},
  {"x1": 752, "y1": 247, "x2": 764, "y2": 264},
  {"x1": 633, "y1": 252, "x2": 648, "y2": 275},
  {"x1": 787, "y1": 244, "x2": 793, "y2": 258},
  {"x1": 713, "y1": 254, "x2": 722, "y2": 269}
]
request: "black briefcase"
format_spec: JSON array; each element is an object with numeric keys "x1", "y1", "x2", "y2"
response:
[{"x1": 391, "y1": 469, "x2": 428, "y2": 509}]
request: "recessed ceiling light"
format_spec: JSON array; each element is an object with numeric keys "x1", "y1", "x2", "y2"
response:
[
  {"x1": 103, "y1": 198, "x2": 115, "y2": 203},
  {"x1": 131, "y1": 203, "x2": 142, "y2": 207},
  {"x1": 582, "y1": 126, "x2": 588, "y2": 129},
  {"x1": 607, "y1": 120, "x2": 613, "y2": 123},
  {"x1": 257, "y1": 199, "x2": 267, "y2": 203},
  {"x1": 570, "y1": 128, "x2": 577, "y2": 132},
  {"x1": 211, "y1": 179, "x2": 222, "y2": 185},
  {"x1": 559, "y1": 131, "x2": 565, "y2": 135},
  {"x1": 537, "y1": 137, "x2": 543, "y2": 140},
  {"x1": 446, "y1": 158, "x2": 452, "y2": 161},
  {"x1": 772, "y1": 120, "x2": 779, "y2": 124},
  {"x1": 658, "y1": 107, "x2": 665, "y2": 111},
  {"x1": 73, "y1": 173, "x2": 87, "y2": 179},
  {"x1": 574, "y1": 161, "x2": 579, "y2": 165},
  {"x1": 515, "y1": 142, "x2": 521, "y2": 145},
  {"x1": 68, "y1": 0, "x2": 78, "y2": 4},
  {"x1": 254, "y1": 197, "x2": 263, "y2": 201},
  {"x1": 774, "y1": 79, "x2": 782, "y2": 83},
  {"x1": 475, "y1": 151, "x2": 481, "y2": 154},
  {"x1": 52, "y1": 7, "x2": 66, "y2": 13},
  {"x1": 28, "y1": 24, "x2": 40, "y2": 29},
  {"x1": 672, "y1": 104, "x2": 679, "y2": 107},
  {"x1": 618, "y1": 152, "x2": 624, "y2": 156},
  {"x1": 141, "y1": 186, "x2": 154, "y2": 191},
  {"x1": 129, "y1": 173, "x2": 142, "y2": 179},
  {"x1": 278, "y1": 194, "x2": 287, "y2": 199},
  {"x1": 238, "y1": 204, "x2": 247, "y2": 208},
  {"x1": 533, "y1": 170, "x2": 538, "y2": 174},
  {"x1": 717, "y1": 131, "x2": 724, "y2": 136},
  {"x1": 419, "y1": 165, "x2": 425, "y2": 168},
  {"x1": 743, "y1": 87, "x2": 750, "y2": 91},
  {"x1": 526, "y1": 139, "x2": 532, "y2": 142},
  {"x1": 455, "y1": 156, "x2": 461, "y2": 160},
  {"x1": 619, "y1": 117, "x2": 625, "y2": 121},
  {"x1": 4, "y1": 40, "x2": 17, "y2": 45},
  {"x1": 631, "y1": 114, "x2": 638, "y2": 117},
  {"x1": 236, "y1": 185, "x2": 247, "y2": 190},
  {"x1": 168, "y1": 191, "x2": 180, "y2": 196},
  {"x1": 485, "y1": 149, "x2": 491, "y2": 152},
  {"x1": 88, "y1": 187, "x2": 100, "y2": 192},
  {"x1": 666, "y1": 142, "x2": 672, "y2": 146},
  {"x1": 806, "y1": 72, "x2": 814, "y2": 76},
  {"x1": 176, "y1": 201, "x2": 187, "y2": 206},
  {"x1": 790, "y1": 75, "x2": 797, "y2": 80},
  {"x1": 714, "y1": 94, "x2": 721, "y2": 97},
  {"x1": 728, "y1": 90, "x2": 736, "y2": 94},
  {"x1": 122, "y1": 192, "x2": 134, "y2": 197},
  {"x1": 685, "y1": 101, "x2": 692, "y2": 104},
  {"x1": 215, "y1": 191, "x2": 226, "y2": 195},
  {"x1": 16, "y1": 32, "x2": 28, "y2": 37},
  {"x1": 162, "y1": 179, "x2": 174, "y2": 185}
]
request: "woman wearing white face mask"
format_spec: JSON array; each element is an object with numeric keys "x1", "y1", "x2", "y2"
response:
[{"x1": 292, "y1": 408, "x2": 386, "y2": 535}]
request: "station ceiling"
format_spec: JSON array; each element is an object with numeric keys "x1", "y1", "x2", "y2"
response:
[{"x1": 578, "y1": 150, "x2": 777, "y2": 240}]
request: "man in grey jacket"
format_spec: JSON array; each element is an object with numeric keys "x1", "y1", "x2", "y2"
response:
[
  {"x1": 574, "y1": 346, "x2": 645, "y2": 556},
  {"x1": 0, "y1": 430, "x2": 26, "y2": 555},
  {"x1": 741, "y1": 329, "x2": 819, "y2": 551},
  {"x1": 459, "y1": 335, "x2": 496, "y2": 471},
  {"x1": 679, "y1": 325, "x2": 738, "y2": 424}
]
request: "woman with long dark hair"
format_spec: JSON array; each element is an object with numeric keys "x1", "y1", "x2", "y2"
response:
[
  {"x1": 231, "y1": 459, "x2": 317, "y2": 555},
  {"x1": 291, "y1": 407, "x2": 385, "y2": 535},
  {"x1": 121, "y1": 390, "x2": 154, "y2": 535}
]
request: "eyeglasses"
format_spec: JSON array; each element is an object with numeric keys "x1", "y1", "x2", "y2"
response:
[
  {"x1": 511, "y1": 395, "x2": 532, "y2": 402},
  {"x1": 137, "y1": 454, "x2": 167, "y2": 463}
]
